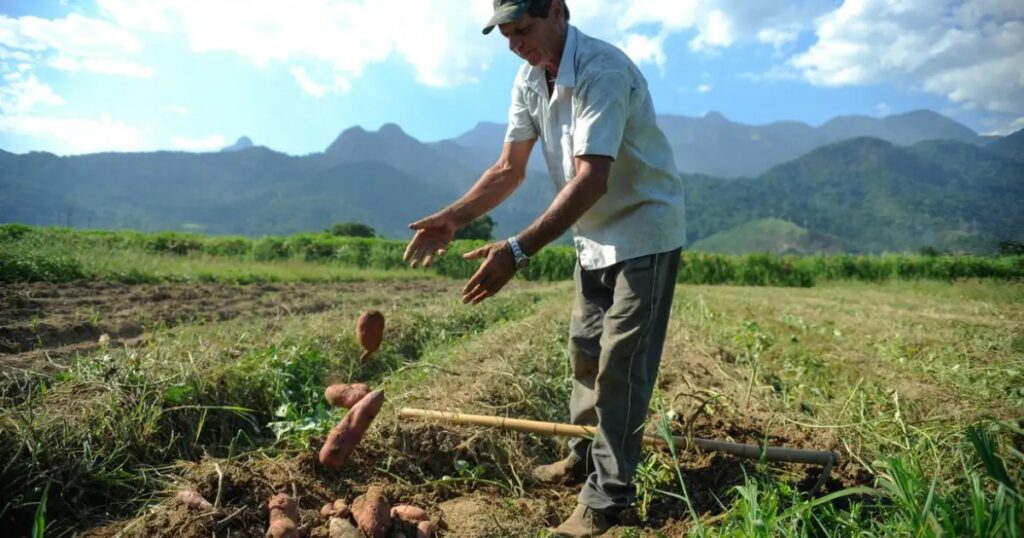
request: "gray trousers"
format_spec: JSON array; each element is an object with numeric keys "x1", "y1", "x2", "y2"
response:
[{"x1": 567, "y1": 248, "x2": 681, "y2": 510}]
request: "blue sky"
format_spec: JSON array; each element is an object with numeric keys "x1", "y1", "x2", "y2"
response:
[{"x1": 1, "y1": 0, "x2": 1022, "y2": 155}]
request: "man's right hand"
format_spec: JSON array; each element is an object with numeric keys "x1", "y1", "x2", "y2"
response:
[{"x1": 404, "y1": 212, "x2": 458, "y2": 268}]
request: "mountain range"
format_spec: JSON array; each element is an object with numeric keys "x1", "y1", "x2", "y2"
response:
[{"x1": 1, "y1": 109, "x2": 1021, "y2": 254}]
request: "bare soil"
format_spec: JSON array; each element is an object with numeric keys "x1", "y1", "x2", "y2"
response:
[
  {"x1": 0, "y1": 280, "x2": 453, "y2": 374},
  {"x1": 38, "y1": 281, "x2": 868, "y2": 537}
]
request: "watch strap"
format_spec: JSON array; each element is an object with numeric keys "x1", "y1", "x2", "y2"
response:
[{"x1": 507, "y1": 236, "x2": 528, "y2": 266}]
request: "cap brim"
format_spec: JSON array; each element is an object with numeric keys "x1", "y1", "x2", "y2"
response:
[{"x1": 482, "y1": 3, "x2": 529, "y2": 35}]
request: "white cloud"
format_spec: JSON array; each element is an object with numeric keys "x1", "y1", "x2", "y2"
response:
[
  {"x1": 791, "y1": 0, "x2": 1024, "y2": 116},
  {"x1": 617, "y1": 33, "x2": 667, "y2": 72},
  {"x1": 697, "y1": 84, "x2": 713, "y2": 93},
  {"x1": 689, "y1": 10, "x2": 734, "y2": 51},
  {"x1": 0, "y1": 71, "x2": 64, "y2": 114},
  {"x1": 0, "y1": 13, "x2": 154, "y2": 78},
  {"x1": 97, "y1": 0, "x2": 175, "y2": 32},
  {"x1": 289, "y1": 66, "x2": 351, "y2": 97},
  {"x1": 47, "y1": 54, "x2": 154, "y2": 78},
  {"x1": 568, "y1": 1, "x2": 833, "y2": 74},
  {"x1": 876, "y1": 102, "x2": 891, "y2": 117},
  {"x1": 90, "y1": 0, "x2": 831, "y2": 88},
  {"x1": 758, "y1": 25, "x2": 800, "y2": 50},
  {"x1": 96, "y1": 0, "x2": 494, "y2": 88},
  {"x1": 170, "y1": 134, "x2": 226, "y2": 151},
  {"x1": 167, "y1": 105, "x2": 190, "y2": 115},
  {"x1": 0, "y1": 114, "x2": 144, "y2": 154},
  {"x1": 986, "y1": 116, "x2": 1024, "y2": 136}
]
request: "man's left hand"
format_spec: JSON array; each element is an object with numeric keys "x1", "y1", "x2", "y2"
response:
[{"x1": 461, "y1": 241, "x2": 517, "y2": 304}]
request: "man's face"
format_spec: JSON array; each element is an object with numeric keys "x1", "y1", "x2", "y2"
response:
[{"x1": 498, "y1": 2, "x2": 564, "y2": 68}]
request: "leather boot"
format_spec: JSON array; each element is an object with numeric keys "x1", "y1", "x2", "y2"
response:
[
  {"x1": 532, "y1": 454, "x2": 588, "y2": 485},
  {"x1": 549, "y1": 503, "x2": 612, "y2": 537}
]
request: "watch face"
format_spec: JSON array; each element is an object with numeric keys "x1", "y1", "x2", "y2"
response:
[{"x1": 516, "y1": 257, "x2": 530, "y2": 269}]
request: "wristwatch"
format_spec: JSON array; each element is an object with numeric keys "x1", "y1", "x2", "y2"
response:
[{"x1": 506, "y1": 236, "x2": 530, "y2": 269}]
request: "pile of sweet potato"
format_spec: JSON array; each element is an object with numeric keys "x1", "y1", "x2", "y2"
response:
[{"x1": 320, "y1": 487, "x2": 442, "y2": 538}]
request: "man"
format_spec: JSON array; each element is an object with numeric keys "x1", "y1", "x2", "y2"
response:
[{"x1": 403, "y1": 0, "x2": 686, "y2": 535}]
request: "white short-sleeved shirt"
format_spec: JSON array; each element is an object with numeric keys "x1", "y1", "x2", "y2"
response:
[{"x1": 505, "y1": 25, "x2": 686, "y2": 270}]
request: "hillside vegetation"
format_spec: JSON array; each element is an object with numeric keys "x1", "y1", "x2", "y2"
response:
[{"x1": 3, "y1": 111, "x2": 1021, "y2": 254}]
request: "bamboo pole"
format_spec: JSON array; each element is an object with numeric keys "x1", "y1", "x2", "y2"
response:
[{"x1": 399, "y1": 407, "x2": 838, "y2": 467}]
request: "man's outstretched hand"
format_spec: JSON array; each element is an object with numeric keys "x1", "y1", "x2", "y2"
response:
[
  {"x1": 461, "y1": 241, "x2": 516, "y2": 305},
  {"x1": 404, "y1": 213, "x2": 458, "y2": 268}
]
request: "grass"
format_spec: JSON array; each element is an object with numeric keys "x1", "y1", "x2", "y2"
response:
[
  {"x1": 5, "y1": 224, "x2": 1023, "y2": 286},
  {"x1": 1, "y1": 248, "x2": 1021, "y2": 535},
  {"x1": 653, "y1": 280, "x2": 1023, "y2": 536},
  {"x1": 1, "y1": 231, "x2": 436, "y2": 284},
  {"x1": 0, "y1": 281, "x2": 562, "y2": 535}
]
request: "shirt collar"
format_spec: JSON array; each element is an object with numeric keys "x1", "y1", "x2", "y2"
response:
[{"x1": 555, "y1": 24, "x2": 578, "y2": 88}]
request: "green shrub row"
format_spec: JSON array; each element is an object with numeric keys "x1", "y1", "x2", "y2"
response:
[{"x1": 2, "y1": 225, "x2": 1023, "y2": 286}]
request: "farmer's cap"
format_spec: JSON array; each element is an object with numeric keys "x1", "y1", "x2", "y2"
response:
[{"x1": 482, "y1": 0, "x2": 535, "y2": 35}]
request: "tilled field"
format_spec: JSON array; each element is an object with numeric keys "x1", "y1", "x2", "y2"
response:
[
  {"x1": 0, "y1": 280, "x2": 453, "y2": 374},
  {"x1": 3, "y1": 279, "x2": 1020, "y2": 537}
]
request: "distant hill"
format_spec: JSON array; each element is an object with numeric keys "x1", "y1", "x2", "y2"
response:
[
  {"x1": 2, "y1": 110, "x2": 1021, "y2": 253},
  {"x1": 986, "y1": 128, "x2": 1024, "y2": 163},
  {"x1": 819, "y1": 109, "x2": 979, "y2": 146},
  {"x1": 448, "y1": 109, "x2": 986, "y2": 178},
  {"x1": 684, "y1": 137, "x2": 1024, "y2": 252},
  {"x1": 690, "y1": 218, "x2": 844, "y2": 254},
  {"x1": 0, "y1": 128, "x2": 542, "y2": 239},
  {"x1": 220, "y1": 136, "x2": 254, "y2": 152}
]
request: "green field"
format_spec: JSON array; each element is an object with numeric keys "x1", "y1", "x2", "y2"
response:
[{"x1": 0, "y1": 228, "x2": 1022, "y2": 537}]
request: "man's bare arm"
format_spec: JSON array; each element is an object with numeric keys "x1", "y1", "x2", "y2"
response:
[
  {"x1": 404, "y1": 139, "x2": 535, "y2": 267},
  {"x1": 439, "y1": 139, "x2": 536, "y2": 226},
  {"x1": 516, "y1": 155, "x2": 611, "y2": 256}
]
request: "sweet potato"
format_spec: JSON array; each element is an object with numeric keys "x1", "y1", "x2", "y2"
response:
[
  {"x1": 356, "y1": 310, "x2": 385, "y2": 363},
  {"x1": 328, "y1": 516, "x2": 362, "y2": 538},
  {"x1": 324, "y1": 383, "x2": 371, "y2": 408},
  {"x1": 350, "y1": 486, "x2": 391, "y2": 538},
  {"x1": 176, "y1": 489, "x2": 213, "y2": 510},
  {"x1": 266, "y1": 493, "x2": 299, "y2": 538},
  {"x1": 416, "y1": 520, "x2": 438, "y2": 538},
  {"x1": 319, "y1": 389, "x2": 385, "y2": 467},
  {"x1": 390, "y1": 505, "x2": 429, "y2": 523},
  {"x1": 320, "y1": 499, "x2": 350, "y2": 519}
]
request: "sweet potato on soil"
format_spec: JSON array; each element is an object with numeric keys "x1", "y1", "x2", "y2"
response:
[
  {"x1": 350, "y1": 486, "x2": 391, "y2": 538},
  {"x1": 328, "y1": 516, "x2": 362, "y2": 538},
  {"x1": 320, "y1": 499, "x2": 350, "y2": 519},
  {"x1": 390, "y1": 505, "x2": 429, "y2": 523},
  {"x1": 176, "y1": 489, "x2": 213, "y2": 510},
  {"x1": 416, "y1": 520, "x2": 438, "y2": 538},
  {"x1": 357, "y1": 310, "x2": 385, "y2": 363},
  {"x1": 324, "y1": 383, "x2": 371, "y2": 408},
  {"x1": 266, "y1": 493, "x2": 299, "y2": 538},
  {"x1": 319, "y1": 389, "x2": 385, "y2": 467}
]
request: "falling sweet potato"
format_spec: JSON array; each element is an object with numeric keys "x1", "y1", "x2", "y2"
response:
[
  {"x1": 328, "y1": 516, "x2": 362, "y2": 538},
  {"x1": 320, "y1": 499, "x2": 351, "y2": 519},
  {"x1": 416, "y1": 520, "x2": 438, "y2": 538},
  {"x1": 390, "y1": 505, "x2": 429, "y2": 523},
  {"x1": 176, "y1": 489, "x2": 213, "y2": 510},
  {"x1": 266, "y1": 493, "x2": 299, "y2": 538},
  {"x1": 350, "y1": 486, "x2": 391, "y2": 538},
  {"x1": 319, "y1": 389, "x2": 385, "y2": 467},
  {"x1": 324, "y1": 383, "x2": 371, "y2": 408},
  {"x1": 356, "y1": 310, "x2": 385, "y2": 363}
]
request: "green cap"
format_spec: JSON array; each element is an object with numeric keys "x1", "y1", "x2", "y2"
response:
[{"x1": 482, "y1": 0, "x2": 532, "y2": 35}]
